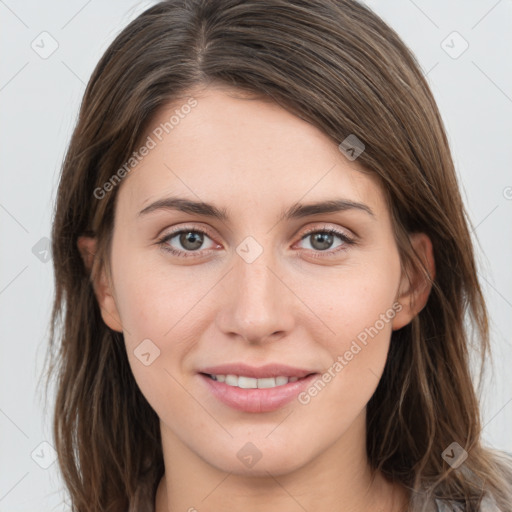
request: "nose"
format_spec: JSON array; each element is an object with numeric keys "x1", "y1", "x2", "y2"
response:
[{"x1": 215, "y1": 245, "x2": 296, "y2": 345}]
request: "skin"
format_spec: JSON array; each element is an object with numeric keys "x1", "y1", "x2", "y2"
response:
[{"x1": 78, "y1": 85, "x2": 434, "y2": 512}]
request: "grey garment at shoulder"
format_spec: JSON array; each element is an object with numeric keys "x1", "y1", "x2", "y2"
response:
[
  {"x1": 434, "y1": 494, "x2": 499, "y2": 511},
  {"x1": 408, "y1": 449, "x2": 512, "y2": 512},
  {"x1": 435, "y1": 449, "x2": 512, "y2": 512}
]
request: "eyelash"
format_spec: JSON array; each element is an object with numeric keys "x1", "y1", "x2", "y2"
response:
[{"x1": 156, "y1": 225, "x2": 356, "y2": 259}]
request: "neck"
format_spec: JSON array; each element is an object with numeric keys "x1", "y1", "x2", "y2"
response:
[{"x1": 155, "y1": 411, "x2": 408, "y2": 512}]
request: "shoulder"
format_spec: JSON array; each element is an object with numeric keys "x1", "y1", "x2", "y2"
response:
[{"x1": 434, "y1": 449, "x2": 512, "y2": 511}]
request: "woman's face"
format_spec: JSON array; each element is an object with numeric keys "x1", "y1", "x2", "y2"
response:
[{"x1": 92, "y1": 85, "x2": 427, "y2": 476}]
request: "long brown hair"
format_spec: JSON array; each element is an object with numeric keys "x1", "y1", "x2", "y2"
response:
[{"x1": 44, "y1": 1, "x2": 512, "y2": 510}]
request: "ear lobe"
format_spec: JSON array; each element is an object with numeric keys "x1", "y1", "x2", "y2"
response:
[
  {"x1": 392, "y1": 232, "x2": 435, "y2": 331},
  {"x1": 77, "y1": 235, "x2": 124, "y2": 333}
]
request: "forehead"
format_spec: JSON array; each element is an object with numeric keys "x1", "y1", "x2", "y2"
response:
[{"x1": 116, "y1": 86, "x2": 387, "y2": 223}]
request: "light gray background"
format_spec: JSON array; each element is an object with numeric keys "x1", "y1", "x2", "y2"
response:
[{"x1": 1, "y1": 1, "x2": 511, "y2": 510}]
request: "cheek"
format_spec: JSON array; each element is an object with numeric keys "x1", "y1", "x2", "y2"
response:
[
  {"x1": 297, "y1": 255, "x2": 400, "y2": 397},
  {"x1": 308, "y1": 257, "x2": 400, "y2": 346},
  {"x1": 112, "y1": 245, "x2": 213, "y2": 345},
  {"x1": 110, "y1": 246, "x2": 218, "y2": 397}
]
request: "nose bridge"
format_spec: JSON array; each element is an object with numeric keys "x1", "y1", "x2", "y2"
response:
[{"x1": 218, "y1": 237, "x2": 294, "y2": 342}]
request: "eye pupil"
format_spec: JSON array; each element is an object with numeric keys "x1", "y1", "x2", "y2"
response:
[
  {"x1": 311, "y1": 232, "x2": 333, "y2": 251},
  {"x1": 180, "y1": 231, "x2": 203, "y2": 250}
]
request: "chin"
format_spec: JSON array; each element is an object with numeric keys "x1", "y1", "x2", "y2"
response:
[{"x1": 199, "y1": 435, "x2": 317, "y2": 478}]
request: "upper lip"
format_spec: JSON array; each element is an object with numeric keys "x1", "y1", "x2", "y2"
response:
[{"x1": 198, "y1": 363, "x2": 317, "y2": 379}]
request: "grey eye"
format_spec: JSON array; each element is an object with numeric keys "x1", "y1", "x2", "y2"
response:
[
  {"x1": 177, "y1": 231, "x2": 204, "y2": 251},
  {"x1": 308, "y1": 232, "x2": 335, "y2": 251}
]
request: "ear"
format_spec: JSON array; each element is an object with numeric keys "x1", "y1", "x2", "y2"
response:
[
  {"x1": 392, "y1": 232, "x2": 435, "y2": 331},
  {"x1": 77, "y1": 235, "x2": 124, "y2": 333}
]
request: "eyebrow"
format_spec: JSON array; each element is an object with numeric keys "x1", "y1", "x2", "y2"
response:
[{"x1": 138, "y1": 196, "x2": 375, "y2": 221}]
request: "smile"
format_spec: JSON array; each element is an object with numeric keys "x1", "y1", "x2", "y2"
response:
[{"x1": 199, "y1": 372, "x2": 319, "y2": 413}]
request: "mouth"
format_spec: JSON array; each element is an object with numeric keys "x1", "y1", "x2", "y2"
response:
[{"x1": 197, "y1": 365, "x2": 320, "y2": 413}]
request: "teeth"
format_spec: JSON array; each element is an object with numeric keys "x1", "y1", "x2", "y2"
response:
[
  {"x1": 209, "y1": 374, "x2": 302, "y2": 389},
  {"x1": 238, "y1": 376, "x2": 258, "y2": 389},
  {"x1": 257, "y1": 377, "x2": 277, "y2": 388},
  {"x1": 225, "y1": 374, "x2": 238, "y2": 386}
]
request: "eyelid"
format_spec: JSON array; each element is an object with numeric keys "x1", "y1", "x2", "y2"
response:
[
  {"x1": 157, "y1": 223, "x2": 217, "y2": 241},
  {"x1": 158, "y1": 222, "x2": 355, "y2": 242},
  {"x1": 298, "y1": 223, "x2": 355, "y2": 240}
]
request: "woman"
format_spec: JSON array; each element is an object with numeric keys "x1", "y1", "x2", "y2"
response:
[{"x1": 45, "y1": 0, "x2": 512, "y2": 510}]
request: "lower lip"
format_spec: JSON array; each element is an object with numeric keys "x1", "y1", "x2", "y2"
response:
[{"x1": 199, "y1": 373, "x2": 319, "y2": 413}]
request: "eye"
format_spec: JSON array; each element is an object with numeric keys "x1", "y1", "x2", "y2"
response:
[
  {"x1": 156, "y1": 225, "x2": 356, "y2": 259},
  {"x1": 157, "y1": 228, "x2": 218, "y2": 257},
  {"x1": 296, "y1": 226, "x2": 355, "y2": 256}
]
